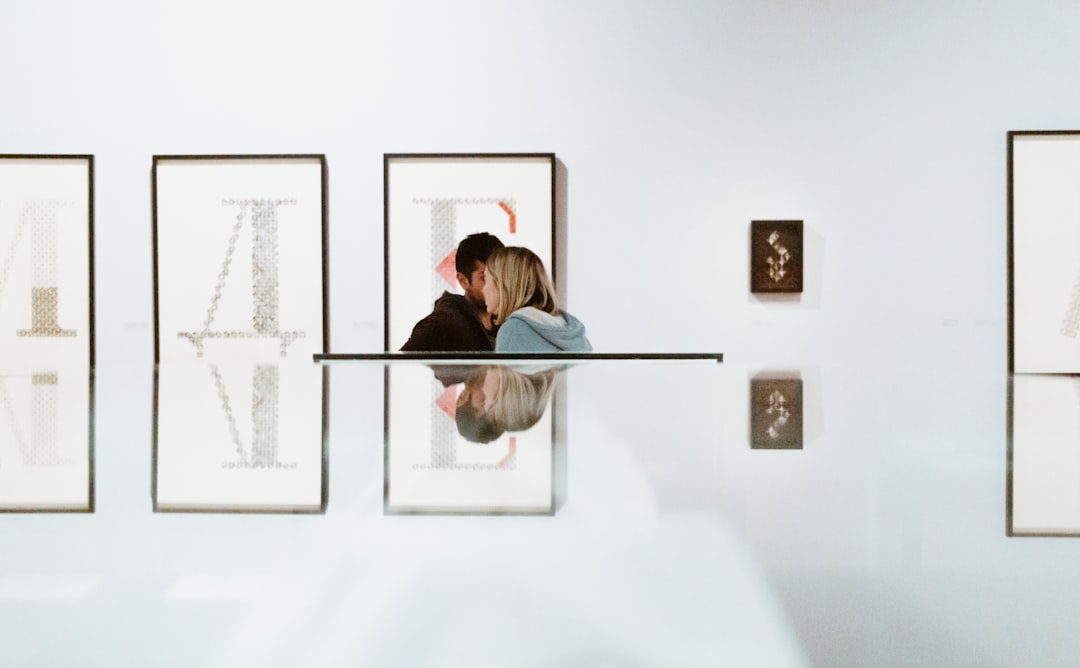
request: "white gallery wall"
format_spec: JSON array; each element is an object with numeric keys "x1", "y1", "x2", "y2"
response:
[{"x1": 1, "y1": 0, "x2": 1073, "y2": 369}]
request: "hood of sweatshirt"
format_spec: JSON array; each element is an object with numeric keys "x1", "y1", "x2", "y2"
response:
[{"x1": 501, "y1": 307, "x2": 592, "y2": 352}]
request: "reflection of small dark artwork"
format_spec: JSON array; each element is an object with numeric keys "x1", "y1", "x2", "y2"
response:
[
  {"x1": 750, "y1": 376, "x2": 803, "y2": 449},
  {"x1": 751, "y1": 220, "x2": 803, "y2": 293}
]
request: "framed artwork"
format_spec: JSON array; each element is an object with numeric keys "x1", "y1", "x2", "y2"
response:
[
  {"x1": 0, "y1": 368, "x2": 92, "y2": 511},
  {"x1": 152, "y1": 155, "x2": 328, "y2": 363},
  {"x1": 750, "y1": 220, "x2": 802, "y2": 293},
  {"x1": 0, "y1": 155, "x2": 94, "y2": 367},
  {"x1": 1008, "y1": 374, "x2": 1080, "y2": 536},
  {"x1": 0, "y1": 156, "x2": 93, "y2": 512},
  {"x1": 153, "y1": 361, "x2": 327, "y2": 513},
  {"x1": 384, "y1": 153, "x2": 556, "y2": 351},
  {"x1": 750, "y1": 372, "x2": 802, "y2": 449},
  {"x1": 1007, "y1": 131, "x2": 1080, "y2": 372},
  {"x1": 385, "y1": 363, "x2": 558, "y2": 514}
]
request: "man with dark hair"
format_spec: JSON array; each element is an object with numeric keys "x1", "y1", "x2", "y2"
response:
[{"x1": 400, "y1": 232, "x2": 504, "y2": 351}]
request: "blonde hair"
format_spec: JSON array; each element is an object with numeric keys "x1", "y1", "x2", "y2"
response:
[
  {"x1": 485, "y1": 246, "x2": 559, "y2": 325},
  {"x1": 487, "y1": 367, "x2": 557, "y2": 433}
]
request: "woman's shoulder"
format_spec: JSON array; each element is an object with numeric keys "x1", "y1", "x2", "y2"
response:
[
  {"x1": 494, "y1": 315, "x2": 547, "y2": 352},
  {"x1": 497, "y1": 307, "x2": 591, "y2": 353}
]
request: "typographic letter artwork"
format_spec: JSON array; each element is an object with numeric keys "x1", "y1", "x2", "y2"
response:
[
  {"x1": 0, "y1": 200, "x2": 77, "y2": 338},
  {"x1": 211, "y1": 364, "x2": 294, "y2": 470},
  {"x1": 415, "y1": 198, "x2": 517, "y2": 294},
  {"x1": 0, "y1": 372, "x2": 68, "y2": 467},
  {"x1": 413, "y1": 379, "x2": 516, "y2": 472},
  {"x1": 178, "y1": 200, "x2": 306, "y2": 357}
]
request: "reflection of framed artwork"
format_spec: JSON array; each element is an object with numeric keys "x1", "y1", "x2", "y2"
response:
[
  {"x1": 0, "y1": 368, "x2": 93, "y2": 512},
  {"x1": 1008, "y1": 131, "x2": 1080, "y2": 372},
  {"x1": 1008, "y1": 375, "x2": 1080, "y2": 536},
  {"x1": 750, "y1": 372, "x2": 802, "y2": 450},
  {"x1": 750, "y1": 220, "x2": 802, "y2": 293},
  {"x1": 153, "y1": 362, "x2": 327, "y2": 513},
  {"x1": 152, "y1": 155, "x2": 328, "y2": 364},
  {"x1": 385, "y1": 363, "x2": 556, "y2": 514},
  {"x1": 0, "y1": 155, "x2": 94, "y2": 367},
  {"x1": 384, "y1": 153, "x2": 556, "y2": 351}
]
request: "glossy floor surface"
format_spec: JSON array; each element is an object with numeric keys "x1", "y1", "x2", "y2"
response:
[{"x1": 0, "y1": 360, "x2": 1075, "y2": 667}]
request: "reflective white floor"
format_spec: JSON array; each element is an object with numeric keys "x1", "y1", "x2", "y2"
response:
[{"x1": 2, "y1": 360, "x2": 1078, "y2": 667}]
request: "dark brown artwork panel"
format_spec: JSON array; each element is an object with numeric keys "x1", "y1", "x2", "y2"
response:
[{"x1": 751, "y1": 220, "x2": 803, "y2": 293}]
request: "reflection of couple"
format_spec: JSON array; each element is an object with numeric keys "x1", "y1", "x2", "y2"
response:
[
  {"x1": 400, "y1": 233, "x2": 591, "y2": 353},
  {"x1": 454, "y1": 365, "x2": 558, "y2": 445}
]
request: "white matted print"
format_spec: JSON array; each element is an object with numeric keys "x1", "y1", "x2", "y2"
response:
[
  {"x1": 1009, "y1": 132, "x2": 1080, "y2": 372},
  {"x1": 154, "y1": 361, "x2": 326, "y2": 512},
  {"x1": 385, "y1": 154, "x2": 555, "y2": 351},
  {"x1": 0, "y1": 156, "x2": 93, "y2": 368},
  {"x1": 154, "y1": 156, "x2": 326, "y2": 363},
  {"x1": 386, "y1": 363, "x2": 556, "y2": 514},
  {"x1": 1010, "y1": 374, "x2": 1080, "y2": 535},
  {"x1": 0, "y1": 366, "x2": 92, "y2": 511}
]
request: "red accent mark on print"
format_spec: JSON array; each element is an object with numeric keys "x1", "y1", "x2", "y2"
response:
[
  {"x1": 436, "y1": 249, "x2": 458, "y2": 289},
  {"x1": 436, "y1": 384, "x2": 457, "y2": 419},
  {"x1": 498, "y1": 201, "x2": 517, "y2": 234}
]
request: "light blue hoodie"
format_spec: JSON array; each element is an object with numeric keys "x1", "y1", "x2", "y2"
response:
[{"x1": 495, "y1": 307, "x2": 592, "y2": 353}]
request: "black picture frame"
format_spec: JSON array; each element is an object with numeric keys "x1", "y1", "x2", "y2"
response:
[
  {"x1": 750, "y1": 220, "x2": 803, "y2": 294},
  {"x1": 151, "y1": 154, "x2": 329, "y2": 363},
  {"x1": 384, "y1": 153, "x2": 557, "y2": 352},
  {"x1": 151, "y1": 363, "x2": 329, "y2": 514},
  {"x1": 750, "y1": 373, "x2": 803, "y2": 450},
  {"x1": 383, "y1": 363, "x2": 561, "y2": 515},
  {"x1": 0, "y1": 155, "x2": 94, "y2": 512},
  {"x1": 1006, "y1": 374, "x2": 1080, "y2": 536},
  {"x1": 1006, "y1": 130, "x2": 1080, "y2": 373}
]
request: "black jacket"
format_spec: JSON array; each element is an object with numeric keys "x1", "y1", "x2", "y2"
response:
[{"x1": 400, "y1": 292, "x2": 496, "y2": 352}]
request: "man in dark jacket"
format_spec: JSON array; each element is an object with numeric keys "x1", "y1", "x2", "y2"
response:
[{"x1": 400, "y1": 233, "x2": 504, "y2": 351}]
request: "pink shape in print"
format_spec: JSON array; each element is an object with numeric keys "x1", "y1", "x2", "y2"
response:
[
  {"x1": 435, "y1": 385, "x2": 457, "y2": 419},
  {"x1": 435, "y1": 249, "x2": 458, "y2": 289}
]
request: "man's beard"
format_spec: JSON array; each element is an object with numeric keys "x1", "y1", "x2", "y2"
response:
[{"x1": 465, "y1": 291, "x2": 487, "y2": 312}]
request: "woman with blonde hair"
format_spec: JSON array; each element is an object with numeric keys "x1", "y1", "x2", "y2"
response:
[
  {"x1": 485, "y1": 365, "x2": 558, "y2": 433},
  {"x1": 481, "y1": 246, "x2": 592, "y2": 353}
]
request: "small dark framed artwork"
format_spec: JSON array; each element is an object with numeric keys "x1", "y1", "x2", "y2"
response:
[
  {"x1": 750, "y1": 220, "x2": 803, "y2": 293},
  {"x1": 750, "y1": 373, "x2": 803, "y2": 449}
]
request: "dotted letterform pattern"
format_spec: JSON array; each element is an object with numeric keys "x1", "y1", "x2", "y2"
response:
[
  {"x1": 0, "y1": 200, "x2": 77, "y2": 338},
  {"x1": 413, "y1": 198, "x2": 515, "y2": 300},
  {"x1": 412, "y1": 376, "x2": 515, "y2": 472},
  {"x1": 211, "y1": 364, "x2": 294, "y2": 470},
  {"x1": 0, "y1": 372, "x2": 68, "y2": 467},
  {"x1": 1060, "y1": 269, "x2": 1080, "y2": 338},
  {"x1": 177, "y1": 199, "x2": 306, "y2": 357}
]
